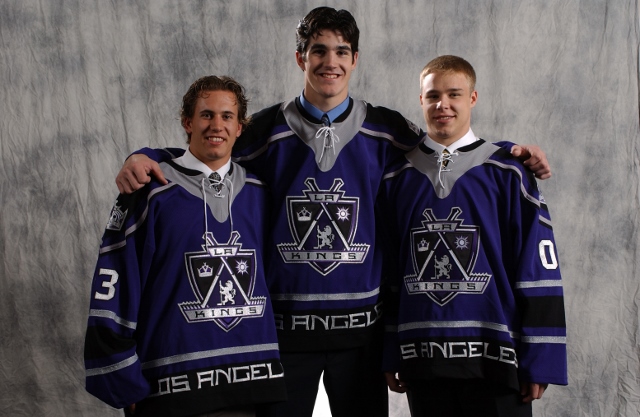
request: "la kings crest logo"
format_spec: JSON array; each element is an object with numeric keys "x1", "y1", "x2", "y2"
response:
[
  {"x1": 179, "y1": 231, "x2": 266, "y2": 331},
  {"x1": 405, "y1": 207, "x2": 491, "y2": 306},
  {"x1": 277, "y1": 178, "x2": 369, "y2": 276},
  {"x1": 106, "y1": 203, "x2": 128, "y2": 231}
]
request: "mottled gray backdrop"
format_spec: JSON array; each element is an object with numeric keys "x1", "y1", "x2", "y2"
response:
[{"x1": 1, "y1": 0, "x2": 638, "y2": 416}]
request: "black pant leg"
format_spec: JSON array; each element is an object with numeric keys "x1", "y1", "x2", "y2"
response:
[
  {"x1": 406, "y1": 379, "x2": 532, "y2": 417},
  {"x1": 256, "y1": 351, "x2": 324, "y2": 417},
  {"x1": 323, "y1": 344, "x2": 388, "y2": 417}
]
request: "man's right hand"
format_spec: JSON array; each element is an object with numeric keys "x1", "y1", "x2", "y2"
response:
[
  {"x1": 384, "y1": 371, "x2": 409, "y2": 393},
  {"x1": 116, "y1": 154, "x2": 168, "y2": 194}
]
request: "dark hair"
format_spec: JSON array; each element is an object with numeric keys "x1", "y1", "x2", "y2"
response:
[
  {"x1": 420, "y1": 55, "x2": 477, "y2": 91},
  {"x1": 180, "y1": 75, "x2": 250, "y2": 139},
  {"x1": 296, "y1": 7, "x2": 359, "y2": 56}
]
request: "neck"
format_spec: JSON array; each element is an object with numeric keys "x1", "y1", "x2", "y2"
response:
[
  {"x1": 303, "y1": 90, "x2": 348, "y2": 113},
  {"x1": 206, "y1": 159, "x2": 231, "y2": 172},
  {"x1": 188, "y1": 147, "x2": 231, "y2": 172},
  {"x1": 427, "y1": 127, "x2": 475, "y2": 150},
  {"x1": 428, "y1": 135, "x2": 462, "y2": 148}
]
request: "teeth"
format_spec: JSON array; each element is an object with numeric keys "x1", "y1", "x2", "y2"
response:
[
  {"x1": 206, "y1": 137, "x2": 223, "y2": 142},
  {"x1": 322, "y1": 74, "x2": 338, "y2": 79}
]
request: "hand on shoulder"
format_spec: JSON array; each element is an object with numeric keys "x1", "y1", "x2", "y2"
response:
[
  {"x1": 116, "y1": 154, "x2": 167, "y2": 194},
  {"x1": 510, "y1": 144, "x2": 552, "y2": 180}
]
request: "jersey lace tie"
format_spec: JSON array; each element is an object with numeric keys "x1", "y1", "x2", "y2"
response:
[
  {"x1": 316, "y1": 113, "x2": 340, "y2": 162},
  {"x1": 436, "y1": 149, "x2": 457, "y2": 189}
]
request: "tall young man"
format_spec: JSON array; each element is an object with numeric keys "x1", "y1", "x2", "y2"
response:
[
  {"x1": 113, "y1": 8, "x2": 552, "y2": 417},
  {"x1": 84, "y1": 76, "x2": 286, "y2": 417},
  {"x1": 380, "y1": 56, "x2": 567, "y2": 417}
]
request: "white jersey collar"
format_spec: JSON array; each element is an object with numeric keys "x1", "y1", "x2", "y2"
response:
[
  {"x1": 173, "y1": 148, "x2": 231, "y2": 179},
  {"x1": 425, "y1": 128, "x2": 478, "y2": 153}
]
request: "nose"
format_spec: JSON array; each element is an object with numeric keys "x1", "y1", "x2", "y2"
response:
[
  {"x1": 324, "y1": 51, "x2": 338, "y2": 67},
  {"x1": 209, "y1": 116, "x2": 223, "y2": 130},
  {"x1": 436, "y1": 98, "x2": 449, "y2": 110}
]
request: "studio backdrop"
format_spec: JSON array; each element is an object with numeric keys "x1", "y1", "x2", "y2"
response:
[{"x1": 1, "y1": 0, "x2": 638, "y2": 416}]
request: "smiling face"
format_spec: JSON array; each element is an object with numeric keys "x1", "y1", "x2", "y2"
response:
[
  {"x1": 183, "y1": 90, "x2": 242, "y2": 171},
  {"x1": 420, "y1": 71, "x2": 477, "y2": 147},
  {"x1": 296, "y1": 30, "x2": 358, "y2": 112}
]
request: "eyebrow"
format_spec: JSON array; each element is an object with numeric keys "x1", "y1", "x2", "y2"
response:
[
  {"x1": 308, "y1": 44, "x2": 352, "y2": 53},
  {"x1": 199, "y1": 109, "x2": 237, "y2": 116},
  {"x1": 424, "y1": 87, "x2": 464, "y2": 94}
]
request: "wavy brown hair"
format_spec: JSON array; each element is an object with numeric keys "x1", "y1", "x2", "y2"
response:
[{"x1": 180, "y1": 75, "x2": 250, "y2": 141}]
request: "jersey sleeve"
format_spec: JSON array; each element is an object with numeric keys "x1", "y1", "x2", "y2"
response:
[
  {"x1": 132, "y1": 147, "x2": 185, "y2": 163},
  {"x1": 231, "y1": 103, "x2": 283, "y2": 179},
  {"x1": 363, "y1": 104, "x2": 426, "y2": 156},
  {"x1": 84, "y1": 189, "x2": 155, "y2": 408},
  {"x1": 511, "y1": 173, "x2": 568, "y2": 386},
  {"x1": 493, "y1": 140, "x2": 515, "y2": 151}
]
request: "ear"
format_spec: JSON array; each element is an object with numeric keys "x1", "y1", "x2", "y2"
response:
[
  {"x1": 182, "y1": 117, "x2": 193, "y2": 135},
  {"x1": 419, "y1": 94, "x2": 424, "y2": 106},
  {"x1": 295, "y1": 51, "x2": 306, "y2": 71},
  {"x1": 236, "y1": 123, "x2": 243, "y2": 138},
  {"x1": 351, "y1": 51, "x2": 359, "y2": 68},
  {"x1": 470, "y1": 90, "x2": 478, "y2": 108}
]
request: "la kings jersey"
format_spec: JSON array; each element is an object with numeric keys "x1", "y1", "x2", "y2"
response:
[
  {"x1": 140, "y1": 97, "x2": 425, "y2": 351},
  {"x1": 84, "y1": 161, "x2": 286, "y2": 416},
  {"x1": 379, "y1": 140, "x2": 567, "y2": 391}
]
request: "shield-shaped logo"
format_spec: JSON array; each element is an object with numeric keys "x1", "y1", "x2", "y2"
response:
[
  {"x1": 106, "y1": 203, "x2": 128, "y2": 231},
  {"x1": 405, "y1": 207, "x2": 491, "y2": 306},
  {"x1": 179, "y1": 231, "x2": 266, "y2": 331},
  {"x1": 277, "y1": 178, "x2": 369, "y2": 276}
]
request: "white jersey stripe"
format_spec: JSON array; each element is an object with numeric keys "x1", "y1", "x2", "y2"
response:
[
  {"x1": 86, "y1": 354, "x2": 138, "y2": 377},
  {"x1": 141, "y1": 343, "x2": 280, "y2": 370},
  {"x1": 515, "y1": 280, "x2": 563, "y2": 289},
  {"x1": 270, "y1": 287, "x2": 380, "y2": 302},
  {"x1": 521, "y1": 336, "x2": 566, "y2": 344},
  {"x1": 88, "y1": 309, "x2": 137, "y2": 330}
]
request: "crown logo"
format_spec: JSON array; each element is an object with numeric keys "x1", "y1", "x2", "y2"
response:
[
  {"x1": 106, "y1": 204, "x2": 128, "y2": 231},
  {"x1": 198, "y1": 262, "x2": 213, "y2": 277},
  {"x1": 417, "y1": 239, "x2": 429, "y2": 252},
  {"x1": 297, "y1": 207, "x2": 311, "y2": 221}
]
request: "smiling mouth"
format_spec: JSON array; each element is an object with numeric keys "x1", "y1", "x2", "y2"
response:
[
  {"x1": 205, "y1": 136, "x2": 224, "y2": 143},
  {"x1": 321, "y1": 74, "x2": 339, "y2": 79}
]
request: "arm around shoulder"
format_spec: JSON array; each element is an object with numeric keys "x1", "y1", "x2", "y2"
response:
[
  {"x1": 492, "y1": 141, "x2": 551, "y2": 179},
  {"x1": 510, "y1": 144, "x2": 551, "y2": 179},
  {"x1": 116, "y1": 147, "x2": 185, "y2": 194}
]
